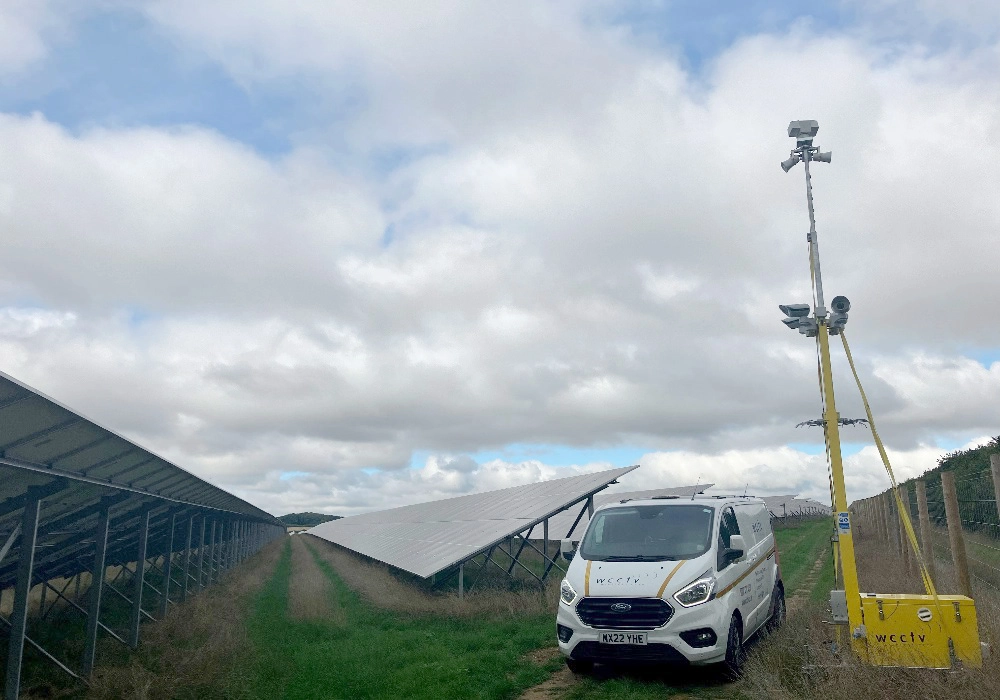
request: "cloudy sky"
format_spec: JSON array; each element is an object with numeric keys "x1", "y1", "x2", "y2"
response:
[{"x1": 1, "y1": 1, "x2": 998, "y2": 516}]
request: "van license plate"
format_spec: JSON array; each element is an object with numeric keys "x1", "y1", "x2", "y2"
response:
[{"x1": 599, "y1": 632, "x2": 647, "y2": 645}]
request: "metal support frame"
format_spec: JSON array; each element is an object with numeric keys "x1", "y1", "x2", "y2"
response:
[
  {"x1": 181, "y1": 515, "x2": 193, "y2": 602},
  {"x1": 4, "y1": 490, "x2": 41, "y2": 700},
  {"x1": 159, "y1": 513, "x2": 176, "y2": 618},
  {"x1": 128, "y1": 510, "x2": 150, "y2": 648},
  {"x1": 82, "y1": 502, "x2": 111, "y2": 676},
  {"x1": 208, "y1": 519, "x2": 217, "y2": 585},
  {"x1": 197, "y1": 516, "x2": 207, "y2": 589}
]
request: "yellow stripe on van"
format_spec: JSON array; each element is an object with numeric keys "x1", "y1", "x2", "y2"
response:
[
  {"x1": 656, "y1": 560, "x2": 687, "y2": 598},
  {"x1": 585, "y1": 560, "x2": 592, "y2": 596},
  {"x1": 715, "y1": 546, "x2": 776, "y2": 599}
]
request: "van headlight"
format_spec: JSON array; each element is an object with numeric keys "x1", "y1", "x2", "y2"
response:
[
  {"x1": 673, "y1": 575, "x2": 716, "y2": 608},
  {"x1": 560, "y1": 579, "x2": 577, "y2": 605}
]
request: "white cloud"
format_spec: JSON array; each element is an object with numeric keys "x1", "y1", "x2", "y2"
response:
[{"x1": 0, "y1": 4, "x2": 998, "y2": 515}]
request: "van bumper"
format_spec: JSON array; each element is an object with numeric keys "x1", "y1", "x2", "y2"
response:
[{"x1": 556, "y1": 599, "x2": 729, "y2": 665}]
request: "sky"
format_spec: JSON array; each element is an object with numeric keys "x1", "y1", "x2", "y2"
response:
[{"x1": 1, "y1": 0, "x2": 999, "y2": 517}]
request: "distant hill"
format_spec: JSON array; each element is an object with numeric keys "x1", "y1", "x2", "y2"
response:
[{"x1": 278, "y1": 512, "x2": 342, "y2": 527}]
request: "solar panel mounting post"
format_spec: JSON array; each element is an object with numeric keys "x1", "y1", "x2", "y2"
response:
[
  {"x1": 128, "y1": 509, "x2": 151, "y2": 648},
  {"x1": 197, "y1": 516, "x2": 207, "y2": 588},
  {"x1": 159, "y1": 512, "x2": 176, "y2": 618},
  {"x1": 4, "y1": 489, "x2": 41, "y2": 700},
  {"x1": 181, "y1": 515, "x2": 193, "y2": 602},
  {"x1": 208, "y1": 519, "x2": 217, "y2": 584},
  {"x1": 82, "y1": 501, "x2": 111, "y2": 677}
]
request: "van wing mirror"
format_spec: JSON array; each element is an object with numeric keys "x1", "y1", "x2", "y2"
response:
[
  {"x1": 560, "y1": 539, "x2": 576, "y2": 562},
  {"x1": 727, "y1": 534, "x2": 746, "y2": 561}
]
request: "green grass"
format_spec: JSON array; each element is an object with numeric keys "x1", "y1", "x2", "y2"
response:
[
  {"x1": 771, "y1": 519, "x2": 835, "y2": 602},
  {"x1": 241, "y1": 540, "x2": 555, "y2": 700}
]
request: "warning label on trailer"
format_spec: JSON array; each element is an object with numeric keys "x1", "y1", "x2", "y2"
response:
[
  {"x1": 917, "y1": 607, "x2": 933, "y2": 622},
  {"x1": 838, "y1": 512, "x2": 850, "y2": 534}
]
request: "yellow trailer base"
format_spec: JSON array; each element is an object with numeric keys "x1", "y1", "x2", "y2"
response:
[{"x1": 860, "y1": 593, "x2": 982, "y2": 668}]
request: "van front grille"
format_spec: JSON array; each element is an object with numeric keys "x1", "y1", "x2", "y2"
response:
[{"x1": 575, "y1": 597, "x2": 673, "y2": 629}]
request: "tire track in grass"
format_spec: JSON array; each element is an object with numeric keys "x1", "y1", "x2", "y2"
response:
[
  {"x1": 287, "y1": 535, "x2": 344, "y2": 623},
  {"x1": 787, "y1": 551, "x2": 829, "y2": 615}
]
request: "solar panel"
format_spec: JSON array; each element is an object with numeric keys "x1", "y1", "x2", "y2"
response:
[
  {"x1": 544, "y1": 483, "x2": 715, "y2": 539},
  {"x1": 308, "y1": 465, "x2": 638, "y2": 578}
]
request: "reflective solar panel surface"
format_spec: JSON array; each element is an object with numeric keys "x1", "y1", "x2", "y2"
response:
[
  {"x1": 545, "y1": 483, "x2": 714, "y2": 539},
  {"x1": 308, "y1": 466, "x2": 638, "y2": 578},
  {"x1": 0, "y1": 370, "x2": 279, "y2": 588}
]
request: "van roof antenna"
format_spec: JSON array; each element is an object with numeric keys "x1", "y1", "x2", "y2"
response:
[{"x1": 743, "y1": 483, "x2": 749, "y2": 498}]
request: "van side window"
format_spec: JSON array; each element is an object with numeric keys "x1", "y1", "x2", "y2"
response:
[{"x1": 717, "y1": 507, "x2": 741, "y2": 571}]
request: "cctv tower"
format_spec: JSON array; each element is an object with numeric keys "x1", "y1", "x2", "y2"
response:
[
  {"x1": 777, "y1": 120, "x2": 863, "y2": 649},
  {"x1": 778, "y1": 121, "x2": 982, "y2": 668}
]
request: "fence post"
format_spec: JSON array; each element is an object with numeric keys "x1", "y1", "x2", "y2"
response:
[
  {"x1": 941, "y1": 471, "x2": 973, "y2": 598},
  {"x1": 991, "y1": 454, "x2": 1000, "y2": 521},
  {"x1": 902, "y1": 484, "x2": 918, "y2": 574},
  {"x1": 880, "y1": 492, "x2": 891, "y2": 545},
  {"x1": 915, "y1": 480, "x2": 936, "y2": 582}
]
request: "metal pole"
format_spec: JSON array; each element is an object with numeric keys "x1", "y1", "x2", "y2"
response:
[
  {"x1": 160, "y1": 513, "x2": 176, "y2": 618},
  {"x1": 182, "y1": 515, "x2": 194, "y2": 602},
  {"x1": 458, "y1": 563, "x2": 464, "y2": 600},
  {"x1": 208, "y1": 519, "x2": 217, "y2": 584},
  {"x1": 586, "y1": 495, "x2": 594, "y2": 518},
  {"x1": 82, "y1": 503, "x2": 111, "y2": 677},
  {"x1": 197, "y1": 516, "x2": 207, "y2": 589},
  {"x1": 129, "y1": 510, "x2": 151, "y2": 648},
  {"x1": 801, "y1": 148, "x2": 826, "y2": 312},
  {"x1": 4, "y1": 492, "x2": 41, "y2": 700}
]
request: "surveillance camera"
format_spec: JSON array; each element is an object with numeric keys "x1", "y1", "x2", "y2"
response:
[
  {"x1": 787, "y1": 120, "x2": 819, "y2": 139},
  {"x1": 830, "y1": 296, "x2": 850, "y2": 314},
  {"x1": 782, "y1": 317, "x2": 802, "y2": 329},
  {"x1": 779, "y1": 303, "x2": 811, "y2": 318}
]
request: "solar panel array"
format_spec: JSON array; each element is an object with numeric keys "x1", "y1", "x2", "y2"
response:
[
  {"x1": 308, "y1": 465, "x2": 638, "y2": 578},
  {"x1": 545, "y1": 483, "x2": 714, "y2": 539},
  {"x1": 0, "y1": 370, "x2": 283, "y2": 696}
]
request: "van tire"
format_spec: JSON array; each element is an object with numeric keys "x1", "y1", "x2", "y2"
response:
[
  {"x1": 767, "y1": 586, "x2": 786, "y2": 633},
  {"x1": 565, "y1": 658, "x2": 593, "y2": 674},
  {"x1": 722, "y1": 615, "x2": 745, "y2": 679}
]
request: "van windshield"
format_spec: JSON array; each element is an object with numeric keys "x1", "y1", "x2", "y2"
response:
[{"x1": 579, "y1": 504, "x2": 715, "y2": 562}]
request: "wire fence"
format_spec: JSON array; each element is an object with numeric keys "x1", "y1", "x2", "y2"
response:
[{"x1": 851, "y1": 453, "x2": 1000, "y2": 610}]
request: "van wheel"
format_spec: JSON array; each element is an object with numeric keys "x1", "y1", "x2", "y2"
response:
[
  {"x1": 722, "y1": 615, "x2": 745, "y2": 679},
  {"x1": 767, "y1": 587, "x2": 786, "y2": 633},
  {"x1": 565, "y1": 658, "x2": 593, "y2": 674}
]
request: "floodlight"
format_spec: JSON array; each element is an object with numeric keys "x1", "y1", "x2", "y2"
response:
[
  {"x1": 780, "y1": 154, "x2": 801, "y2": 172},
  {"x1": 828, "y1": 295, "x2": 850, "y2": 334},
  {"x1": 814, "y1": 151, "x2": 832, "y2": 163},
  {"x1": 830, "y1": 296, "x2": 850, "y2": 314},
  {"x1": 779, "y1": 303, "x2": 811, "y2": 318}
]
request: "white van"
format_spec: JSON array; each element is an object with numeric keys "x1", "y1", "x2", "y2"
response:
[{"x1": 556, "y1": 495, "x2": 784, "y2": 675}]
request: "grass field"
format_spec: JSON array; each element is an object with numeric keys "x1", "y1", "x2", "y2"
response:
[
  {"x1": 70, "y1": 517, "x2": 834, "y2": 700},
  {"x1": 40, "y1": 515, "x2": 1000, "y2": 699}
]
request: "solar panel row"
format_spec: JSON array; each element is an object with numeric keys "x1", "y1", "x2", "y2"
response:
[
  {"x1": 0, "y1": 370, "x2": 284, "y2": 697},
  {"x1": 309, "y1": 466, "x2": 639, "y2": 579}
]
